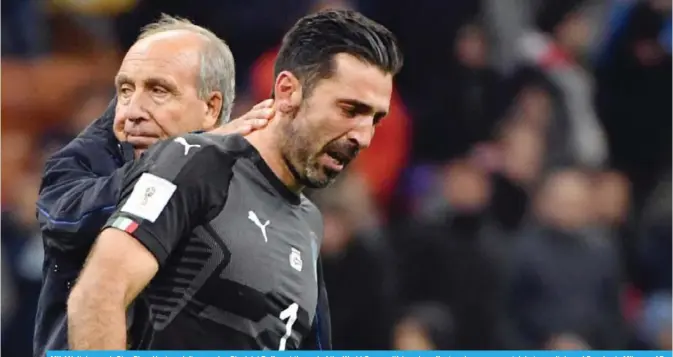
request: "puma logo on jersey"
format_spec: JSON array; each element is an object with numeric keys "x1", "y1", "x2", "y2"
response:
[
  {"x1": 174, "y1": 137, "x2": 201, "y2": 155},
  {"x1": 247, "y1": 210, "x2": 270, "y2": 242}
]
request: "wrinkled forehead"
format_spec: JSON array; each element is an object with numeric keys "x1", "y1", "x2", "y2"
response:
[
  {"x1": 130, "y1": 29, "x2": 205, "y2": 55},
  {"x1": 119, "y1": 31, "x2": 203, "y2": 80}
]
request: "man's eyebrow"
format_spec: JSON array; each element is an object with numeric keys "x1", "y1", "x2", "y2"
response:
[
  {"x1": 113, "y1": 75, "x2": 178, "y2": 92},
  {"x1": 145, "y1": 77, "x2": 178, "y2": 92},
  {"x1": 114, "y1": 74, "x2": 131, "y2": 87},
  {"x1": 340, "y1": 99, "x2": 388, "y2": 118}
]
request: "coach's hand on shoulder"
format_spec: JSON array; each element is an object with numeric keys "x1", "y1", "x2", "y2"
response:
[{"x1": 212, "y1": 99, "x2": 275, "y2": 136}]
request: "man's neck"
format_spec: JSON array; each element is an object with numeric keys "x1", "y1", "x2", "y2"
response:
[{"x1": 244, "y1": 127, "x2": 304, "y2": 193}]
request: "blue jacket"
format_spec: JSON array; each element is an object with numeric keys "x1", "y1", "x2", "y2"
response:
[
  {"x1": 33, "y1": 98, "x2": 331, "y2": 355},
  {"x1": 33, "y1": 98, "x2": 135, "y2": 356}
]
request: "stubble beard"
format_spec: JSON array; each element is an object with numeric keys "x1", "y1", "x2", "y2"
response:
[{"x1": 278, "y1": 111, "x2": 335, "y2": 190}]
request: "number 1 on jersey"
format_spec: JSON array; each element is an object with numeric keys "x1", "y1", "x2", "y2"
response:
[{"x1": 278, "y1": 303, "x2": 299, "y2": 351}]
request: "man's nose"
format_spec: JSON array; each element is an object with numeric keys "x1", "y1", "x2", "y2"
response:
[
  {"x1": 347, "y1": 117, "x2": 376, "y2": 150},
  {"x1": 120, "y1": 93, "x2": 151, "y2": 123}
]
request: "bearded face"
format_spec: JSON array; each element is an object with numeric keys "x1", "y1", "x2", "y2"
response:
[
  {"x1": 278, "y1": 100, "x2": 361, "y2": 189},
  {"x1": 273, "y1": 53, "x2": 394, "y2": 189}
]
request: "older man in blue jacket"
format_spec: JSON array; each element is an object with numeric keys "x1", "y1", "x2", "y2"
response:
[
  {"x1": 32, "y1": 15, "x2": 279, "y2": 355},
  {"x1": 34, "y1": 96, "x2": 276, "y2": 354}
]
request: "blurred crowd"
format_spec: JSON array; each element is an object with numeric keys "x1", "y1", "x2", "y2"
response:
[{"x1": 1, "y1": 0, "x2": 671, "y2": 355}]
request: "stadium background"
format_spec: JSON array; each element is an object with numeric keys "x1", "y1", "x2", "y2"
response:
[{"x1": 1, "y1": 0, "x2": 671, "y2": 355}]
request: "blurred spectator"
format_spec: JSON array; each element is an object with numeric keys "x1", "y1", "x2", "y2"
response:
[
  {"x1": 501, "y1": 168, "x2": 624, "y2": 349},
  {"x1": 514, "y1": 0, "x2": 609, "y2": 169},
  {"x1": 434, "y1": 21, "x2": 502, "y2": 159},
  {"x1": 2, "y1": 171, "x2": 44, "y2": 357},
  {"x1": 309, "y1": 173, "x2": 396, "y2": 349},
  {"x1": 395, "y1": 160, "x2": 500, "y2": 349},
  {"x1": 393, "y1": 302, "x2": 456, "y2": 350},
  {"x1": 483, "y1": 115, "x2": 546, "y2": 235},
  {"x1": 415, "y1": 159, "x2": 491, "y2": 223},
  {"x1": 634, "y1": 172, "x2": 672, "y2": 349},
  {"x1": 595, "y1": 0, "x2": 672, "y2": 212}
]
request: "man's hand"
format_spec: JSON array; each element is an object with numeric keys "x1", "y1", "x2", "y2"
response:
[{"x1": 212, "y1": 99, "x2": 275, "y2": 136}]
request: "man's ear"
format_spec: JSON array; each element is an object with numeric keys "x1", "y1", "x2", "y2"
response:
[
  {"x1": 273, "y1": 71, "x2": 302, "y2": 116},
  {"x1": 203, "y1": 91, "x2": 223, "y2": 130}
]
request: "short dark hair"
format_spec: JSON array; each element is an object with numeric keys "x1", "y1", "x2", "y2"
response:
[{"x1": 273, "y1": 9, "x2": 403, "y2": 97}]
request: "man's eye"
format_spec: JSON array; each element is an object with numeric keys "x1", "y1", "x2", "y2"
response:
[
  {"x1": 341, "y1": 106, "x2": 357, "y2": 118},
  {"x1": 119, "y1": 85, "x2": 133, "y2": 96},
  {"x1": 373, "y1": 114, "x2": 386, "y2": 126},
  {"x1": 152, "y1": 86, "x2": 168, "y2": 95}
]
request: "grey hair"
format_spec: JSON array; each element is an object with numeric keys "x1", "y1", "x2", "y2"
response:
[{"x1": 138, "y1": 14, "x2": 236, "y2": 124}]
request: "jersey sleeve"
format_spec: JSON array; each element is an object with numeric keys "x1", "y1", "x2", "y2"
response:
[{"x1": 102, "y1": 134, "x2": 234, "y2": 266}]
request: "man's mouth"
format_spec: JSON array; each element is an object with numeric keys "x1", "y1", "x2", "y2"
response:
[
  {"x1": 125, "y1": 133, "x2": 160, "y2": 149},
  {"x1": 320, "y1": 149, "x2": 356, "y2": 173},
  {"x1": 326, "y1": 150, "x2": 351, "y2": 167}
]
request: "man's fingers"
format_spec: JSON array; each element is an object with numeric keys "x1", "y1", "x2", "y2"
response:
[
  {"x1": 236, "y1": 124, "x2": 253, "y2": 135},
  {"x1": 254, "y1": 108, "x2": 274, "y2": 119},
  {"x1": 212, "y1": 100, "x2": 273, "y2": 136},
  {"x1": 251, "y1": 99, "x2": 274, "y2": 110},
  {"x1": 239, "y1": 119, "x2": 268, "y2": 131},
  {"x1": 263, "y1": 107, "x2": 275, "y2": 118},
  {"x1": 250, "y1": 108, "x2": 275, "y2": 120},
  {"x1": 249, "y1": 119, "x2": 268, "y2": 129},
  {"x1": 236, "y1": 107, "x2": 274, "y2": 122},
  {"x1": 237, "y1": 119, "x2": 269, "y2": 136},
  {"x1": 212, "y1": 118, "x2": 268, "y2": 135}
]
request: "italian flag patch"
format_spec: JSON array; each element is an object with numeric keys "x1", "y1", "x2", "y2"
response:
[{"x1": 112, "y1": 217, "x2": 139, "y2": 234}]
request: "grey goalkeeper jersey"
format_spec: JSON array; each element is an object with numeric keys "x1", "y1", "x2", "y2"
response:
[{"x1": 103, "y1": 133, "x2": 329, "y2": 350}]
